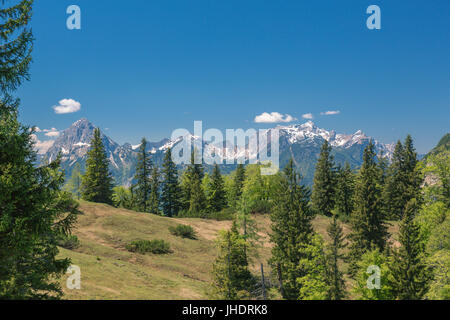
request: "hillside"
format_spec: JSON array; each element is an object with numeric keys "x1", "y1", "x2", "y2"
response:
[
  {"x1": 59, "y1": 202, "x2": 398, "y2": 300},
  {"x1": 428, "y1": 133, "x2": 450, "y2": 157}
]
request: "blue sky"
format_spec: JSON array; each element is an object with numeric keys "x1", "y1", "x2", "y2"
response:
[{"x1": 17, "y1": 0, "x2": 450, "y2": 153}]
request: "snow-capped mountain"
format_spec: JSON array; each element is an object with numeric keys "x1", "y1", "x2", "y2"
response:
[
  {"x1": 274, "y1": 121, "x2": 394, "y2": 155},
  {"x1": 39, "y1": 118, "x2": 394, "y2": 187}
]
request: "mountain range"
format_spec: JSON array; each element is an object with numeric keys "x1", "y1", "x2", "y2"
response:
[{"x1": 38, "y1": 118, "x2": 395, "y2": 186}]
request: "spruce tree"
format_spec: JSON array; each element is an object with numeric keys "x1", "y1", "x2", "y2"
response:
[
  {"x1": 0, "y1": 0, "x2": 33, "y2": 96},
  {"x1": 334, "y1": 162, "x2": 355, "y2": 218},
  {"x1": 325, "y1": 215, "x2": 347, "y2": 300},
  {"x1": 181, "y1": 150, "x2": 206, "y2": 214},
  {"x1": 230, "y1": 164, "x2": 246, "y2": 209},
  {"x1": 269, "y1": 159, "x2": 319, "y2": 299},
  {"x1": 384, "y1": 136, "x2": 422, "y2": 220},
  {"x1": 348, "y1": 141, "x2": 389, "y2": 277},
  {"x1": 311, "y1": 140, "x2": 335, "y2": 217},
  {"x1": 133, "y1": 138, "x2": 152, "y2": 212},
  {"x1": 389, "y1": 199, "x2": 430, "y2": 299},
  {"x1": 81, "y1": 128, "x2": 114, "y2": 204},
  {"x1": 148, "y1": 165, "x2": 160, "y2": 214},
  {"x1": 1, "y1": 0, "x2": 79, "y2": 298},
  {"x1": 160, "y1": 148, "x2": 181, "y2": 217},
  {"x1": 384, "y1": 141, "x2": 405, "y2": 220},
  {"x1": 211, "y1": 221, "x2": 254, "y2": 299},
  {"x1": 208, "y1": 164, "x2": 227, "y2": 212}
]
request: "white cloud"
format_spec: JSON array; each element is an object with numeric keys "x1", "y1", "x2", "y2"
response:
[
  {"x1": 45, "y1": 131, "x2": 60, "y2": 137},
  {"x1": 254, "y1": 112, "x2": 297, "y2": 123},
  {"x1": 41, "y1": 127, "x2": 60, "y2": 137},
  {"x1": 53, "y1": 98, "x2": 81, "y2": 114},
  {"x1": 302, "y1": 113, "x2": 314, "y2": 120},
  {"x1": 320, "y1": 110, "x2": 341, "y2": 116},
  {"x1": 31, "y1": 134, "x2": 55, "y2": 154}
]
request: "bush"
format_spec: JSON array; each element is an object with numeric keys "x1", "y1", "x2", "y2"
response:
[
  {"x1": 57, "y1": 234, "x2": 80, "y2": 250},
  {"x1": 169, "y1": 224, "x2": 197, "y2": 239},
  {"x1": 126, "y1": 239, "x2": 171, "y2": 254}
]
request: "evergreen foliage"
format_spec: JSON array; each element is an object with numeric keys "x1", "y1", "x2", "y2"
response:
[
  {"x1": 348, "y1": 141, "x2": 388, "y2": 277},
  {"x1": 230, "y1": 164, "x2": 246, "y2": 209},
  {"x1": 133, "y1": 138, "x2": 152, "y2": 212},
  {"x1": 334, "y1": 162, "x2": 355, "y2": 218},
  {"x1": 81, "y1": 128, "x2": 114, "y2": 204},
  {"x1": 269, "y1": 159, "x2": 320, "y2": 299},
  {"x1": 207, "y1": 164, "x2": 227, "y2": 212},
  {"x1": 211, "y1": 222, "x2": 254, "y2": 299},
  {"x1": 384, "y1": 135, "x2": 422, "y2": 220},
  {"x1": 160, "y1": 148, "x2": 181, "y2": 217},
  {"x1": 324, "y1": 215, "x2": 347, "y2": 300},
  {"x1": 311, "y1": 141, "x2": 335, "y2": 217},
  {"x1": 389, "y1": 199, "x2": 431, "y2": 299}
]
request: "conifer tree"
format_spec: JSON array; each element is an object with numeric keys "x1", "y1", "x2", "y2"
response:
[
  {"x1": 230, "y1": 164, "x2": 246, "y2": 209},
  {"x1": 348, "y1": 141, "x2": 389, "y2": 277},
  {"x1": 160, "y1": 148, "x2": 181, "y2": 217},
  {"x1": 384, "y1": 136, "x2": 422, "y2": 220},
  {"x1": 384, "y1": 141, "x2": 405, "y2": 219},
  {"x1": 334, "y1": 162, "x2": 355, "y2": 218},
  {"x1": 311, "y1": 140, "x2": 335, "y2": 216},
  {"x1": 269, "y1": 159, "x2": 319, "y2": 299},
  {"x1": 133, "y1": 138, "x2": 152, "y2": 212},
  {"x1": 325, "y1": 215, "x2": 347, "y2": 300},
  {"x1": 0, "y1": 0, "x2": 33, "y2": 97},
  {"x1": 211, "y1": 221, "x2": 254, "y2": 300},
  {"x1": 208, "y1": 164, "x2": 227, "y2": 212},
  {"x1": 181, "y1": 150, "x2": 206, "y2": 214},
  {"x1": 81, "y1": 128, "x2": 114, "y2": 204},
  {"x1": 1, "y1": 0, "x2": 79, "y2": 298},
  {"x1": 148, "y1": 165, "x2": 160, "y2": 214},
  {"x1": 389, "y1": 199, "x2": 430, "y2": 299}
]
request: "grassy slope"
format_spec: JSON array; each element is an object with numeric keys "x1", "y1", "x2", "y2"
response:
[{"x1": 59, "y1": 202, "x2": 398, "y2": 300}]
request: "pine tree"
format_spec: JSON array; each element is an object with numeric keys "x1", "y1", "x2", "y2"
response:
[
  {"x1": 81, "y1": 128, "x2": 114, "y2": 204},
  {"x1": 0, "y1": 0, "x2": 33, "y2": 97},
  {"x1": 181, "y1": 150, "x2": 206, "y2": 214},
  {"x1": 230, "y1": 164, "x2": 246, "y2": 209},
  {"x1": 133, "y1": 138, "x2": 152, "y2": 212},
  {"x1": 384, "y1": 141, "x2": 405, "y2": 220},
  {"x1": 348, "y1": 141, "x2": 389, "y2": 277},
  {"x1": 269, "y1": 159, "x2": 320, "y2": 299},
  {"x1": 384, "y1": 136, "x2": 422, "y2": 220},
  {"x1": 1, "y1": 1, "x2": 79, "y2": 298},
  {"x1": 389, "y1": 199, "x2": 431, "y2": 299},
  {"x1": 334, "y1": 162, "x2": 355, "y2": 218},
  {"x1": 148, "y1": 165, "x2": 160, "y2": 214},
  {"x1": 161, "y1": 148, "x2": 181, "y2": 217},
  {"x1": 208, "y1": 164, "x2": 227, "y2": 212},
  {"x1": 325, "y1": 215, "x2": 347, "y2": 300},
  {"x1": 211, "y1": 221, "x2": 254, "y2": 299},
  {"x1": 311, "y1": 140, "x2": 335, "y2": 217}
]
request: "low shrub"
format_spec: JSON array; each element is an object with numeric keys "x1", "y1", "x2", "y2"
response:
[
  {"x1": 57, "y1": 234, "x2": 80, "y2": 250},
  {"x1": 126, "y1": 239, "x2": 171, "y2": 254},
  {"x1": 169, "y1": 224, "x2": 197, "y2": 239}
]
